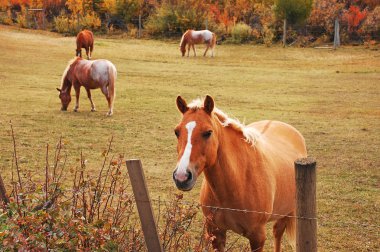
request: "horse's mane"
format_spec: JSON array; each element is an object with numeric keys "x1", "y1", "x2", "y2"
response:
[
  {"x1": 188, "y1": 98, "x2": 261, "y2": 146},
  {"x1": 179, "y1": 30, "x2": 191, "y2": 48},
  {"x1": 60, "y1": 57, "x2": 79, "y2": 89}
]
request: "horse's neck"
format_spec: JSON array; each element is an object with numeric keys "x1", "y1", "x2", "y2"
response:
[
  {"x1": 202, "y1": 125, "x2": 262, "y2": 200},
  {"x1": 63, "y1": 74, "x2": 73, "y2": 93}
]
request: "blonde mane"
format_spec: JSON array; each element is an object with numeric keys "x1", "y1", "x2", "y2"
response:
[
  {"x1": 179, "y1": 30, "x2": 191, "y2": 48},
  {"x1": 60, "y1": 57, "x2": 78, "y2": 89},
  {"x1": 188, "y1": 98, "x2": 261, "y2": 145}
]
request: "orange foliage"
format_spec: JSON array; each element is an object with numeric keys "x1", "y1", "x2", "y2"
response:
[
  {"x1": 9, "y1": 0, "x2": 29, "y2": 6},
  {"x1": 344, "y1": 5, "x2": 367, "y2": 32}
]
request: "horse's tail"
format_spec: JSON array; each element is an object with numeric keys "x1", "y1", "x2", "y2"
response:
[
  {"x1": 285, "y1": 214, "x2": 296, "y2": 249},
  {"x1": 211, "y1": 32, "x2": 217, "y2": 48},
  {"x1": 108, "y1": 63, "x2": 117, "y2": 100}
]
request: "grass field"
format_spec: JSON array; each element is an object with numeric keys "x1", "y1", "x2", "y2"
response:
[{"x1": 0, "y1": 25, "x2": 379, "y2": 251}]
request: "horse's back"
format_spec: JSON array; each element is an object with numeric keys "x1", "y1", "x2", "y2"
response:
[
  {"x1": 192, "y1": 30, "x2": 213, "y2": 42},
  {"x1": 250, "y1": 120, "x2": 307, "y2": 157},
  {"x1": 90, "y1": 60, "x2": 117, "y2": 84},
  {"x1": 77, "y1": 30, "x2": 94, "y2": 47}
]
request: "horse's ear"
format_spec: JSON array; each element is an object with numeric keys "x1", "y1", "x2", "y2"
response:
[
  {"x1": 176, "y1": 96, "x2": 188, "y2": 114},
  {"x1": 56, "y1": 88, "x2": 61, "y2": 92},
  {"x1": 204, "y1": 95, "x2": 214, "y2": 115}
]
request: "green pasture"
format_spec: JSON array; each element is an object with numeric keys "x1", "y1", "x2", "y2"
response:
[{"x1": 0, "y1": 25, "x2": 379, "y2": 251}]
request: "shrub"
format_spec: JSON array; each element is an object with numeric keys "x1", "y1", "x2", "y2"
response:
[
  {"x1": 145, "y1": 0, "x2": 208, "y2": 37},
  {"x1": 230, "y1": 22, "x2": 252, "y2": 43},
  {"x1": 54, "y1": 14, "x2": 71, "y2": 34},
  {"x1": 262, "y1": 25, "x2": 274, "y2": 46},
  {"x1": 361, "y1": 6, "x2": 380, "y2": 39},
  {"x1": 0, "y1": 9, "x2": 13, "y2": 25},
  {"x1": 54, "y1": 12, "x2": 101, "y2": 35},
  {"x1": 81, "y1": 12, "x2": 101, "y2": 30}
]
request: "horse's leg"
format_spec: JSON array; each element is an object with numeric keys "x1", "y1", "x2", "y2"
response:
[
  {"x1": 73, "y1": 86, "x2": 80, "y2": 112},
  {"x1": 89, "y1": 44, "x2": 93, "y2": 59},
  {"x1": 101, "y1": 85, "x2": 114, "y2": 116},
  {"x1": 86, "y1": 88, "x2": 96, "y2": 112},
  {"x1": 247, "y1": 226, "x2": 266, "y2": 252},
  {"x1": 204, "y1": 44, "x2": 210, "y2": 57},
  {"x1": 192, "y1": 44, "x2": 196, "y2": 56},
  {"x1": 273, "y1": 217, "x2": 289, "y2": 252},
  {"x1": 206, "y1": 223, "x2": 226, "y2": 252},
  {"x1": 85, "y1": 47, "x2": 90, "y2": 60},
  {"x1": 187, "y1": 44, "x2": 190, "y2": 57}
]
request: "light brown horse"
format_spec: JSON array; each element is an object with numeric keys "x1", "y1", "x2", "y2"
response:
[
  {"x1": 180, "y1": 29, "x2": 217, "y2": 57},
  {"x1": 172, "y1": 95, "x2": 307, "y2": 252},
  {"x1": 76, "y1": 30, "x2": 94, "y2": 59},
  {"x1": 57, "y1": 57, "x2": 117, "y2": 116}
]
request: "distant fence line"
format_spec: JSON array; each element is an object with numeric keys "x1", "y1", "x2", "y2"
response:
[{"x1": 1, "y1": 10, "x2": 378, "y2": 45}]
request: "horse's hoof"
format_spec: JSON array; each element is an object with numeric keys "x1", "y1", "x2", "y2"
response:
[
  {"x1": 74, "y1": 109, "x2": 78, "y2": 112},
  {"x1": 91, "y1": 108, "x2": 96, "y2": 112},
  {"x1": 106, "y1": 111, "x2": 113, "y2": 116}
]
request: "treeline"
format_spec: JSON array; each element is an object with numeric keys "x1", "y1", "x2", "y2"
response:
[{"x1": 0, "y1": 0, "x2": 379, "y2": 45}]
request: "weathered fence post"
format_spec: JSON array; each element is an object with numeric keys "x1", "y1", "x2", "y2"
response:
[
  {"x1": 126, "y1": 159, "x2": 163, "y2": 252},
  {"x1": 0, "y1": 174, "x2": 9, "y2": 204},
  {"x1": 138, "y1": 14, "x2": 142, "y2": 38},
  {"x1": 283, "y1": 18, "x2": 287, "y2": 47},
  {"x1": 295, "y1": 157, "x2": 317, "y2": 252},
  {"x1": 334, "y1": 18, "x2": 340, "y2": 49}
]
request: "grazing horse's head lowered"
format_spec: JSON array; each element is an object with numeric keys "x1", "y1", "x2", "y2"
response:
[
  {"x1": 56, "y1": 87, "x2": 71, "y2": 111},
  {"x1": 172, "y1": 95, "x2": 308, "y2": 251},
  {"x1": 57, "y1": 57, "x2": 117, "y2": 116},
  {"x1": 179, "y1": 29, "x2": 217, "y2": 57}
]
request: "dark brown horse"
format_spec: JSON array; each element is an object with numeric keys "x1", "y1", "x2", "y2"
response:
[
  {"x1": 76, "y1": 30, "x2": 94, "y2": 60},
  {"x1": 57, "y1": 57, "x2": 117, "y2": 116}
]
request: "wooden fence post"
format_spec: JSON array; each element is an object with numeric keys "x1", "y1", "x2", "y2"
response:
[
  {"x1": 138, "y1": 14, "x2": 142, "y2": 38},
  {"x1": 283, "y1": 18, "x2": 287, "y2": 47},
  {"x1": 334, "y1": 18, "x2": 340, "y2": 49},
  {"x1": 0, "y1": 174, "x2": 9, "y2": 205},
  {"x1": 295, "y1": 157, "x2": 317, "y2": 252},
  {"x1": 126, "y1": 159, "x2": 163, "y2": 252}
]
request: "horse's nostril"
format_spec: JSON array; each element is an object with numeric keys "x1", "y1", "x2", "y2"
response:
[{"x1": 187, "y1": 171, "x2": 192, "y2": 181}]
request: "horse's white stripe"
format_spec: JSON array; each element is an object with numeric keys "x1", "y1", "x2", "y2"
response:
[{"x1": 177, "y1": 121, "x2": 196, "y2": 178}]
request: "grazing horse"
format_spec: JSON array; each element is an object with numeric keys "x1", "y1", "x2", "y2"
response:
[
  {"x1": 180, "y1": 29, "x2": 217, "y2": 57},
  {"x1": 76, "y1": 30, "x2": 94, "y2": 59},
  {"x1": 172, "y1": 95, "x2": 307, "y2": 252},
  {"x1": 57, "y1": 57, "x2": 117, "y2": 116}
]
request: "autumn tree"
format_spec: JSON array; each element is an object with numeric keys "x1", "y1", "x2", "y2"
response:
[{"x1": 274, "y1": 0, "x2": 313, "y2": 46}]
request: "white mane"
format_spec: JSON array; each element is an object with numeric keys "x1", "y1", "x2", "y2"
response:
[
  {"x1": 60, "y1": 57, "x2": 77, "y2": 89},
  {"x1": 188, "y1": 98, "x2": 261, "y2": 146}
]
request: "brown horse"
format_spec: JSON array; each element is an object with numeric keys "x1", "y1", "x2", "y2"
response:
[
  {"x1": 180, "y1": 29, "x2": 217, "y2": 57},
  {"x1": 172, "y1": 95, "x2": 307, "y2": 252},
  {"x1": 57, "y1": 57, "x2": 117, "y2": 116},
  {"x1": 76, "y1": 30, "x2": 94, "y2": 60}
]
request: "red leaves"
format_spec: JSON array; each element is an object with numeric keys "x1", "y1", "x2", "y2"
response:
[{"x1": 344, "y1": 5, "x2": 368, "y2": 32}]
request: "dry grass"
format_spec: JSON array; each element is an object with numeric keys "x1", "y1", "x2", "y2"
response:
[{"x1": 0, "y1": 25, "x2": 379, "y2": 251}]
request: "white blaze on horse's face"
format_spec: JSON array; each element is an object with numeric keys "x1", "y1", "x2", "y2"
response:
[{"x1": 176, "y1": 121, "x2": 196, "y2": 179}]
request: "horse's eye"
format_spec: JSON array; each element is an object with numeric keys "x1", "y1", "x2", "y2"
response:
[
  {"x1": 202, "y1": 130, "x2": 212, "y2": 139},
  {"x1": 174, "y1": 129, "x2": 180, "y2": 138}
]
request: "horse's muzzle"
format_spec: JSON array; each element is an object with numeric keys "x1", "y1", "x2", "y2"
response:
[{"x1": 173, "y1": 168, "x2": 196, "y2": 191}]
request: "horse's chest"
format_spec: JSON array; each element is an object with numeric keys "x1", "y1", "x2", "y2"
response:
[{"x1": 205, "y1": 207, "x2": 254, "y2": 235}]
